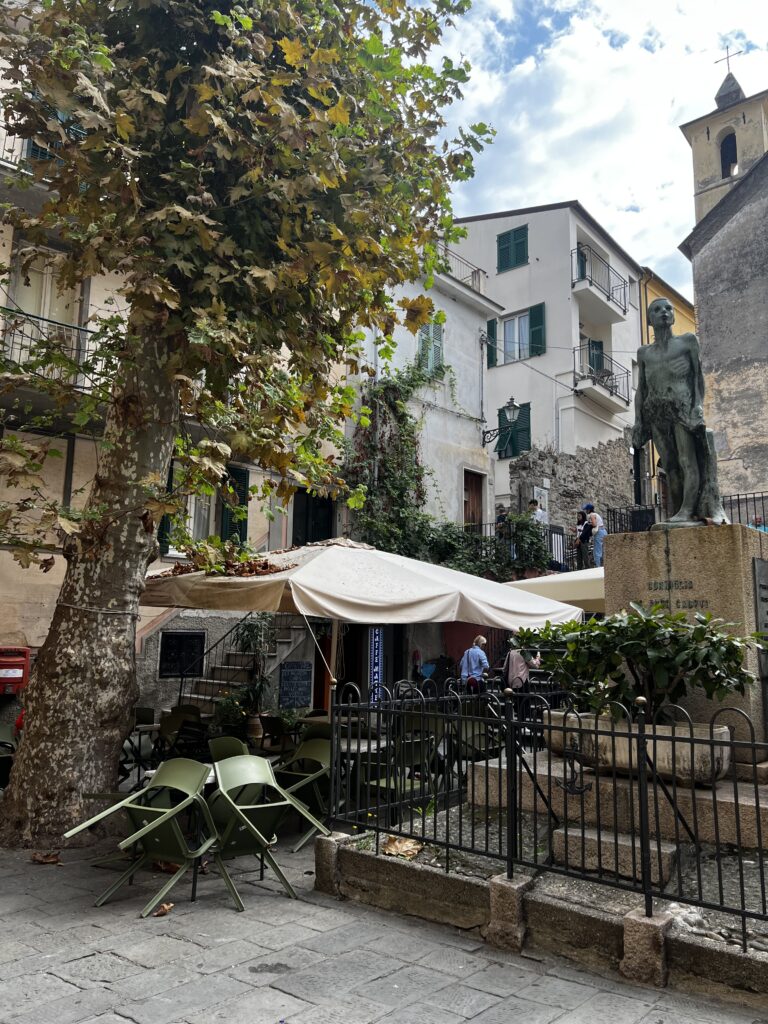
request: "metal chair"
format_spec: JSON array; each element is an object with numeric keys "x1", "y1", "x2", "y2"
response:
[
  {"x1": 208, "y1": 736, "x2": 250, "y2": 762},
  {"x1": 208, "y1": 754, "x2": 329, "y2": 900},
  {"x1": 64, "y1": 759, "x2": 241, "y2": 917},
  {"x1": 273, "y1": 739, "x2": 331, "y2": 852}
]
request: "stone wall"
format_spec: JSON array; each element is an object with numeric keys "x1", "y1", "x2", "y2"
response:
[
  {"x1": 505, "y1": 432, "x2": 637, "y2": 530},
  {"x1": 683, "y1": 153, "x2": 768, "y2": 495}
]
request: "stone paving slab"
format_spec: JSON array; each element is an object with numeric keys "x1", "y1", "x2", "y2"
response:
[{"x1": 0, "y1": 836, "x2": 762, "y2": 1024}]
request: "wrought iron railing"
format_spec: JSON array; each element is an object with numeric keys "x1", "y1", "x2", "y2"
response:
[
  {"x1": 571, "y1": 244, "x2": 628, "y2": 313},
  {"x1": 331, "y1": 686, "x2": 768, "y2": 950},
  {"x1": 0, "y1": 306, "x2": 97, "y2": 383},
  {"x1": 605, "y1": 504, "x2": 657, "y2": 534},
  {"x1": 0, "y1": 126, "x2": 25, "y2": 167},
  {"x1": 468, "y1": 520, "x2": 577, "y2": 573},
  {"x1": 437, "y1": 243, "x2": 487, "y2": 294},
  {"x1": 574, "y1": 341, "x2": 631, "y2": 403}
]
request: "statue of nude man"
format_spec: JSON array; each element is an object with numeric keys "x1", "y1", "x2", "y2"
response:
[{"x1": 632, "y1": 299, "x2": 728, "y2": 526}]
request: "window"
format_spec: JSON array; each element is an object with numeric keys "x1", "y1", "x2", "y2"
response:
[
  {"x1": 495, "y1": 402, "x2": 531, "y2": 459},
  {"x1": 157, "y1": 461, "x2": 214, "y2": 555},
  {"x1": 587, "y1": 339, "x2": 604, "y2": 373},
  {"x1": 11, "y1": 246, "x2": 81, "y2": 326},
  {"x1": 158, "y1": 631, "x2": 206, "y2": 678},
  {"x1": 497, "y1": 225, "x2": 528, "y2": 272},
  {"x1": 496, "y1": 303, "x2": 545, "y2": 364},
  {"x1": 418, "y1": 321, "x2": 444, "y2": 375},
  {"x1": 720, "y1": 131, "x2": 738, "y2": 178},
  {"x1": 220, "y1": 464, "x2": 250, "y2": 544},
  {"x1": 486, "y1": 318, "x2": 497, "y2": 368}
]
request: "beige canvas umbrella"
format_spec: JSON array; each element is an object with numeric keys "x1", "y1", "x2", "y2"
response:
[
  {"x1": 505, "y1": 566, "x2": 605, "y2": 614},
  {"x1": 143, "y1": 539, "x2": 581, "y2": 676}
]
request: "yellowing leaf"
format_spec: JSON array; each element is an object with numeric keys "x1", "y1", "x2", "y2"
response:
[
  {"x1": 56, "y1": 516, "x2": 81, "y2": 536},
  {"x1": 311, "y1": 47, "x2": 339, "y2": 64},
  {"x1": 327, "y1": 100, "x2": 349, "y2": 126},
  {"x1": 278, "y1": 37, "x2": 305, "y2": 67},
  {"x1": 114, "y1": 110, "x2": 135, "y2": 141}
]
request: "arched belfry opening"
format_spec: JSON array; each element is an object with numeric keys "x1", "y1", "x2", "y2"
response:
[{"x1": 720, "y1": 130, "x2": 738, "y2": 178}]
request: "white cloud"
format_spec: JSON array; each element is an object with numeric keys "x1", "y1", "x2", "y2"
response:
[{"x1": 444, "y1": 0, "x2": 768, "y2": 296}]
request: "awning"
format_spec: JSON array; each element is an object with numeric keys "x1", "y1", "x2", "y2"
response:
[{"x1": 505, "y1": 566, "x2": 605, "y2": 614}]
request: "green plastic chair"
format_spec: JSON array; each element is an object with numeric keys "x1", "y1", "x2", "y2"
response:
[
  {"x1": 64, "y1": 758, "x2": 243, "y2": 917},
  {"x1": 273, "y1": 739, "x2": 331, "y2": 852},
  {"x1": 208, "y1": 736, "x2": 249, "y2": 762},
  {"x1": 209, "y1": 754, "x2": 329, "y2": 899}
]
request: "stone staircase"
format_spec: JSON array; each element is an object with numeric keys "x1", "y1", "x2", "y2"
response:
[{"x1": 181, "y1": 617, "x2": 307, "y2": 715}]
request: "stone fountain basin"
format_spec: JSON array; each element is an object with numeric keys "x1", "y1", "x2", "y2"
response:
[{"x1": 543, "y1": 711, "x2": 732, "y2": 785}]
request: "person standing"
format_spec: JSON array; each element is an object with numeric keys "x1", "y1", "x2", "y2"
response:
[
  {"x1": 459, "y1": 635, "x2": 489, "y2": 692},
  {"x1": 528, "y1": 499, "x2": 547, "y2": 525},
  {"x1": 574, "y1": 510, "x2": 593, "y2": 570},
  {"x1": 583, "y1": 502, "x2": 607, "y2": 567}
]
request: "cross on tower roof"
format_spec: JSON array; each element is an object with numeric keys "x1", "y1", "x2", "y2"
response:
[{"x1": 715, "y1": 45, "x2": 744, "y2": 72}]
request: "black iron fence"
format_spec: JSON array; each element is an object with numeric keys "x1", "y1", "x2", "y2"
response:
[
  {"x1": 605, "y1": 504, "x2": 657, "y2": 534},
  {"x1": 606, "y1": 493, "x2": 768, "y2": 535},
  {"x1": 468, "y1": 520, "x2": 576, "y2": 572},
  {"x1": 571, "y1": 244, "x2": 628, "y2": 313},
  {"x1": 331, "y1": 685, "x2": 768, "y2": 949}
]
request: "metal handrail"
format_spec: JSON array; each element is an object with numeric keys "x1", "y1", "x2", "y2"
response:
[
  {"x1": 573, "y1": 341, "x2": 630, "y2": 403},
  {"x1": 571, "y1": 244, "x2": 628, "y2": 313},
  {"x1": 437, "y1": 243, "x2": 487, "y2": 294},
  {"x1": 0, "y1": 305, "x2": 98, "y2": 382}
]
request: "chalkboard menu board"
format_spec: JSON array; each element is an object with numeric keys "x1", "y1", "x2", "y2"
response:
[
  {"x1": 279, "y1": 660, "x2": 313, "y2": 709},
  {"x1": 158, "y1": 631, "x2": 206, "y2": 678}
]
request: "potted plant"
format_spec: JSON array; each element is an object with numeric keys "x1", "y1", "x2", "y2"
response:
[
  {"x1": 516, "y1": 603, "x2": 761, "y2": 783},
  {"x1": 240, "y1": 675, "x2": 270, "y2": 742},
  {"x1": 213, "y1": 691, "x2": 249, "y2": 740}
]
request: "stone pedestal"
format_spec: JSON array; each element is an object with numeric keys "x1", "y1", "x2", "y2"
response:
[{"x1": 604, "y1": 524, "x2": 768, "y2": 754}]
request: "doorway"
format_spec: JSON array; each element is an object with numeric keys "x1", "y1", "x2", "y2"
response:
[{"x1": 463, "y1": 470, "x2": 484, "y2": 528}]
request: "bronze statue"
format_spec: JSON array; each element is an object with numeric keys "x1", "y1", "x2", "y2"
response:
[{"x1": 632, "y1": 299, "x2": 728, "y2": 526}]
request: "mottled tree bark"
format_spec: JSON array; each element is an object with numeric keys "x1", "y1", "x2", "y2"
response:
[{"x1": 0, "y1": 339, "x2": 179, "y2": 846}]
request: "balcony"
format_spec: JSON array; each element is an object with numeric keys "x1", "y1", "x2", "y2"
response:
[
  {"x1": 571, "y1": 245, "x2": 628, "y2": 324},
  {"x1": 0, "y1": 125, "x2": 25, "y2": 168},
  {"x1": 437, "y1": 243, "x2": 487, "y2": 295},
  {"x1": 1, "y1": 306, "x2": 97, "y2": 388},
  {"x1": 573, "y1": 341, "x2": 630, "y2": 412}
]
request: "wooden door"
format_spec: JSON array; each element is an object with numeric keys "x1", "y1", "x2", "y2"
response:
[{"x1": 463, "y1": 470, "x2": 483, "y2": 528}]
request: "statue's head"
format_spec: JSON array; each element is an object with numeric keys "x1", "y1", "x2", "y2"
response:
[{"x1": 648, "y1": 298, "x2": 675, "y2": 331}]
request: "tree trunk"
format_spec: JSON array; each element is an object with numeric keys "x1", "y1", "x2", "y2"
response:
[{"x1": 0, "y1": 337, "x2": 179, "y2": 846}]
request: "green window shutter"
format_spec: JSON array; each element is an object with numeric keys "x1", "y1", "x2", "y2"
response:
[
  {"x1": 497, "y1": 231, "x2": 512, "y2": 272},
  {"x1": 220, "y1": 464, "x2": 249, "y2": 544},
  {"x1": 512, "y1": 225, "x2": 528, "y2": 266},
  {"x1": 494, "y1": 408, "x2": 514, "y2": 458},
  {"x1": 588, "y1": 338, "x2": 604, "y2": 372},
  {"x1": 157, "y1": 461, "x2": 175, "y2": 556},
  {"x1": 417, "y1": 324, "x2": 429, "y2": 368},
  {"x1": 432, "y1": 322, "x2": 443, "y2": 371},
  {"x1": 516, "y1": 403, "x2": 531, "y2": 453},
  {"x1": 529, "y1": 302, "x2": 546, "y2": 355},
  {"x1": 486, "y1": 319, "x2": 497, "y2": 368}
]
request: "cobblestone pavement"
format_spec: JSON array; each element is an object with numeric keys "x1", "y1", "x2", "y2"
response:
[{"x1": 0, "y1": 839, "x2": 765, "y2": 1024}]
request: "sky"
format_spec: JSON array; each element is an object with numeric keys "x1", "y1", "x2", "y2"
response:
[{"x1": 442, "y1": 0, "x2": 768, "y2": 297}]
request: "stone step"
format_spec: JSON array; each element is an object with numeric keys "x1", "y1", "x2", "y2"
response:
[
  {"x1": 733, "y1": 759, "x2": 768, "y2": 785},
  {"x1": 210, "y1": 665, "x2": 256, "y2": 683},
  {"x1": 472, "y1": 754, "x2": 768, "y2": 847},
  {"x1": 552, "y1": 826, "x2": 677, "y2": 886}
]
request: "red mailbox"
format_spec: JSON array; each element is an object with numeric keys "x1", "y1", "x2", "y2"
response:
[{"x1": 0, "y1": 647, "x2": 31, "y2": 695}]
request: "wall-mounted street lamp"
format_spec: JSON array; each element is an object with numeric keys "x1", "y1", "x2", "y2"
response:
[{"x1": 482, "y1": 396, "x2": 520, "y2": 447}]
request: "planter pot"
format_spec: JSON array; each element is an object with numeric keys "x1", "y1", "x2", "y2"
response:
[
  {"x1": 246, "y1": 715, "x2": 263, "y2": 742},
  {"x1": 543, "y1": 710, "x2": 731, "y2": 785}
]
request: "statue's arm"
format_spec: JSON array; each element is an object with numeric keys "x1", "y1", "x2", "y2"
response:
[
  {"x1": 685, "y1": 334, "x2": 705, "y2": 428},
  {"x1": 631, "y1": 352, "x2": 651, "y2": 448}
]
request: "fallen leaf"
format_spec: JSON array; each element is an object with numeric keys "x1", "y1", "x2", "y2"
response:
[
  {"x1": 31, "y1": 851, "x2": 61, "y2": 865},
  {"x1": 152, "y1": 860, "x2": 182, "y2": 874},
  {"x1": 152, "y1": 902, "x2": 174, "y2": 917},
  {"x1": 381, "y1": 836, "x2": 423, "y2": 860}
]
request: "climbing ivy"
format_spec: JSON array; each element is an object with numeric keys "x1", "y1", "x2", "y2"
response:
[{"x1": 344, "y1": 364, "x2": 549, "y2": 579}]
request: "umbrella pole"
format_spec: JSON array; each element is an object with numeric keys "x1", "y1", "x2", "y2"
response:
[{"x1": 329, "y1": 619, "x2": 339, "y2": 687}]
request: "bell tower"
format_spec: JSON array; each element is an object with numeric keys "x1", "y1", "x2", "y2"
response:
[{"x1": 679, "y1": 72, "x2": 768, "y2": 222}]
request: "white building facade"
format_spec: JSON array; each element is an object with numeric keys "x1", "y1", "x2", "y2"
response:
[
  {"x1": 359, "y1": 247, "x2": 504, "y2": 528},
  {"x1": 454, "y1": 202, "x2": 643, "y2": 507}
]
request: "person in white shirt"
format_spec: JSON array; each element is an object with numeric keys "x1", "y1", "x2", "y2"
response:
[
  {"x1": 583, "y1": 502, "x2": 607, "y2": 567},
  {"x1": 528, "y1": 499, "x2": 548, "y2": 525}
]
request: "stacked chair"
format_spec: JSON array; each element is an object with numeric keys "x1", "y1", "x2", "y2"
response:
[{"x1": 64, "y1": 750, "x2": 329, "y2": 917}]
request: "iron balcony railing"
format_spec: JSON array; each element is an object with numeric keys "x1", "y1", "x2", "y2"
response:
[
  {"x1": 437, "y1": 243, "x2": 487, "y2": 294},
  {"x1": 574, "y1": 340, "x2": 631, "y2": 403},
  {"x1": 0, "y1": 126, "x2": 25, "y2": 167},
  {"x1": 607, "y1": 493, "x2": 768, "y2": 534},
  {"x1": 0, "y1": 306, "x2": 98, "y2": 384},
  {"x1": 571, "y1": 244, "x2": 628, "y2": 313},
  {"x1": 466, "y1": 520, "x2": 577, "y2": 572},
  {"x1": 605, "y1": 504, "x2": 657, "y2": 535}
]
